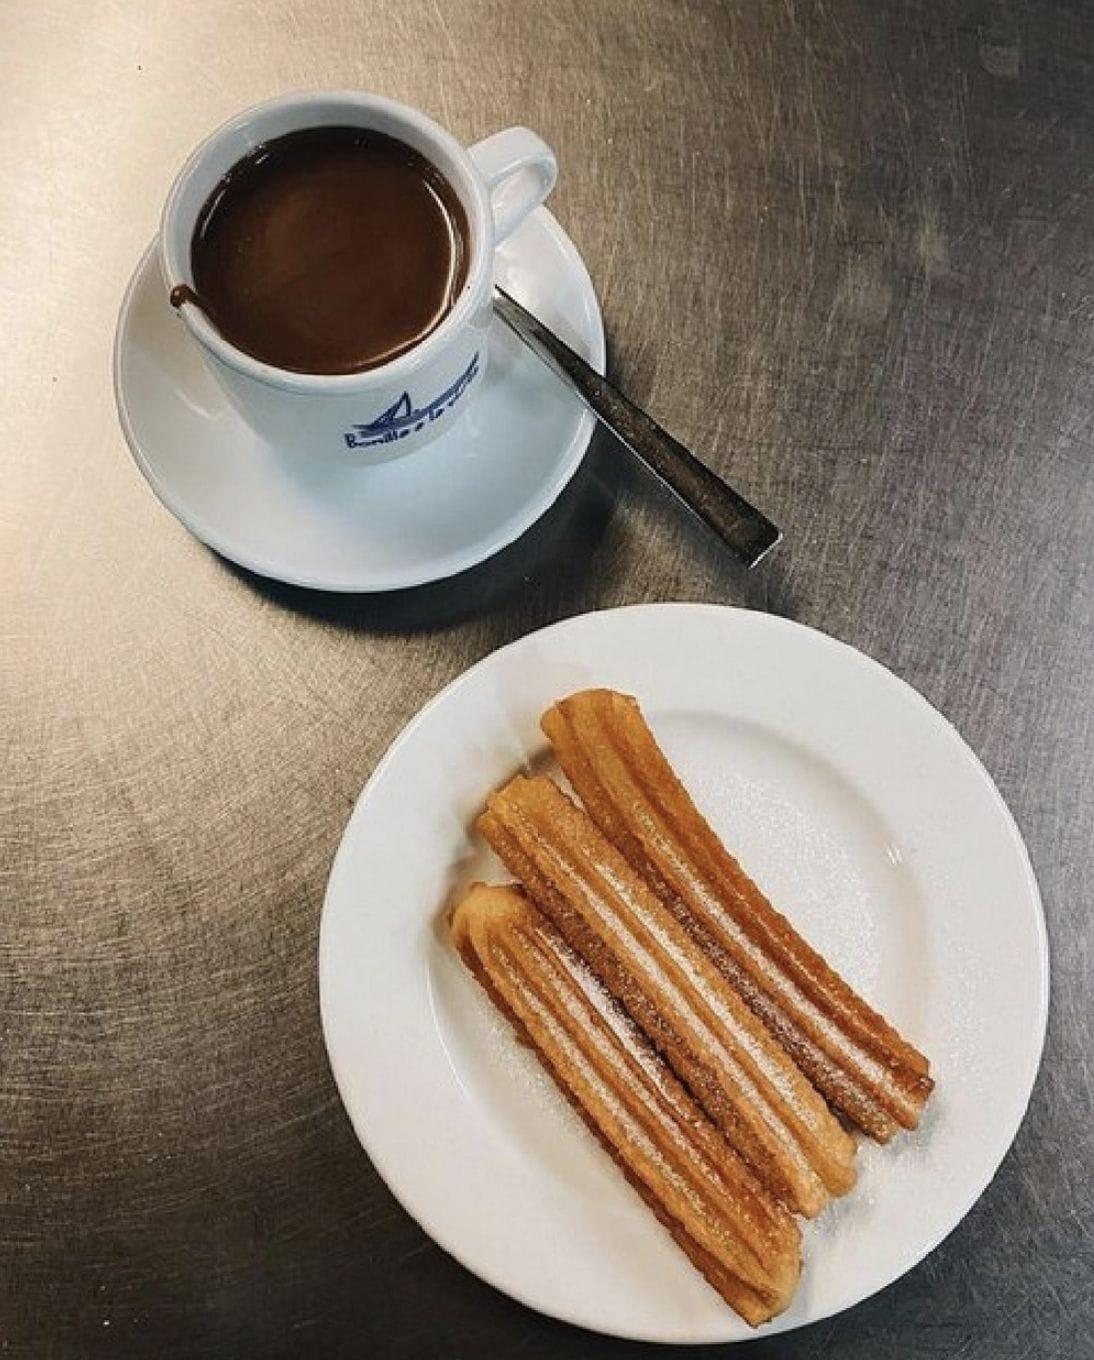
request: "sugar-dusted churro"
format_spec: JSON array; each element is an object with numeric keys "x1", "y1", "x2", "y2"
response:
[
  {"x1": 451, "y1": 882, "x2": 801, "y2": 1325},
  {"x1": 541, "y1": 689, "x2": 933, "y2": 1141},
  {"x1": 479, "y1": 777, "x2": 857, "y2": 1216}
]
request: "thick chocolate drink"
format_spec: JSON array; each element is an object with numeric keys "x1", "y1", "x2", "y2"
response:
[{"x1": 180, "y1": 127, "x2": 470, "y2": 374}]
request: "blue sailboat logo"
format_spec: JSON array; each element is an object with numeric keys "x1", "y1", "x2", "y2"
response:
[
  {"x1": 368, "y1": 392, "x2": 413, "y2": 429},
  {"x1": 344, "y1": 352, "x2": 481, "y2": 449}
]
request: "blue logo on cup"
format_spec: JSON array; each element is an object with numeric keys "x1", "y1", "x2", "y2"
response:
[{"x1": 344, "y1": 351, "x2": 480, "y2": 449}]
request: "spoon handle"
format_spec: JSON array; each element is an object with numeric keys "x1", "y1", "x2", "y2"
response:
[{"x1": 494, "y1": 288, "x2": 782, "y2": 569}]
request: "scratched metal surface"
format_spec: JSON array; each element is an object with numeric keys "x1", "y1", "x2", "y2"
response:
[{"x1": 2, "y1": 0, "x2": 1092, "y2": 1356}]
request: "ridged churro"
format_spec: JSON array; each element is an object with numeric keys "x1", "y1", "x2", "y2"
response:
[
  {"x1": 541, "y1": 689, "x2": 933, "y2": 1141},
  {"x1": 451, "y1": 882, "x2": 801, "y2": 1325},
  {"x1": 479, "y1": 776, "x2": 857, "y2": 1217}
]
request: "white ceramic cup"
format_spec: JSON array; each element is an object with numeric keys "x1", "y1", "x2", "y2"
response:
[{"x1": 159, "y1": 91, "x2": 556, "y2": 463}]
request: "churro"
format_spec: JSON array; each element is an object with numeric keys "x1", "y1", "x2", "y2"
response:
[
  {"x1": 479, "y1": 776, "x2": 857, "y2": 1216},
  {"x1": 451, "y1": 882, "x2": 801, "y2": 1325},
  {"x1": 541, "y1": 689, "x2": 933, "y2": 1141}
]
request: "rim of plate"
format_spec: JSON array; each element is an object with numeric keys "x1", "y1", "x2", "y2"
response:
[
  {"x1": 112, "y1": 207, "x2": 605, "y2": 593},
  {"x1": 319, "y1": 602, "x2": 1050, "y2": 1343}
]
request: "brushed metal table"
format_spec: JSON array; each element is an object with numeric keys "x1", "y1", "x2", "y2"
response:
[{"x1": 3, "y1": 2, "x2": 1091, "y2": 1357}]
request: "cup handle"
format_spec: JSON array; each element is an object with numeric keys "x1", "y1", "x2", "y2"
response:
[{"x1": 468, "y1": 128, "x2": 557, "y2": 246}]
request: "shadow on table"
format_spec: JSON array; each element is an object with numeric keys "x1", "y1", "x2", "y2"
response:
[
  {"x1": 219, "y1": 420, "x2": 796, "y2": 633},
  {"x1": 218, "y1": 424, "x2": 625, "y2": 634}
]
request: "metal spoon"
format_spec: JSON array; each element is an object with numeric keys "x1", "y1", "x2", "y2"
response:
[{"x1": 493, "y1": 288, "x2": 781, "y2": 569}]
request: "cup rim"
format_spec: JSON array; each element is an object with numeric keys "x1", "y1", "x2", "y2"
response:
[{"x1": 159, "y1": 90, "x2": 492, "y2": 394}]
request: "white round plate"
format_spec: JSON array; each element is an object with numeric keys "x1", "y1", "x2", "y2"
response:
[
  {"x1": 320, "y1": 603, "x2": 1048, "y2": 1344},
  {"x1": 113, "y1": 207, "x2": 604, "y2": 592}
]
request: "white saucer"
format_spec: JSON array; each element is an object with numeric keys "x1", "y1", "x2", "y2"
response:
[
  {"x1": 320, "y1": 603, "x2": 1048, "y2": 1345},
  {"x1": 113, "y1": 209, "x2": 604, "y2": 592}
]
